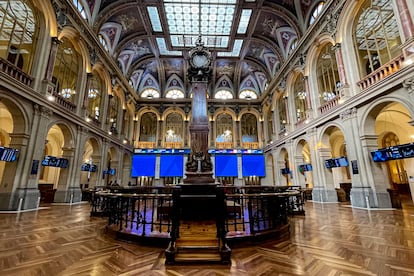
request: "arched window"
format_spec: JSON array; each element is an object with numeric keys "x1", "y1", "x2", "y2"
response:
[
  {"x1": 109, "y1": 95, "x2": 120, "y2": 134},
  {"x1": 239, "y1": 90, "x2": 257, "y2": 100},
  {"x1": 139, "y1": 112, "x2": 157, "y2": 142},
  {"x1": 72, "y1": 0, "x2": 87, "y2": 20},
  {"x1": 52, "y1": 38, "x2": 80, "y2": 104},
  {"x1": 214, "y1": 89, "x2": 233, "y2": 100},
  {"x1": 241, "y1": 113, "x2": 258, "y2": 143},
  {"x1": 267, "y1": 110, "x2": 273, "y2": 141},
  {"x1": 278, "y1": 96, "x2": 288, "y2": 133},
  {"x1": 309, "y1": 2, "x2": 325, "y2": 26},
  {"x1": 316, "y1": 43, "x2": 340, "y2": 104},
  {"x1": 141, "y1": 88, "x2": 160, "y2": 99},
  {"x1": 165, "y1": 89, "x2": 184, "y2": 99},
  {"x1": 293, "y1": 75, "x2": 306, "y2": 122},
  {"x1": 216, "y1": 114, "x2": 233, "y2": 143},
  {"x1": 354, "y1": 0, "x2": 401, "y2": 77},
  {"x1": 98, "y1": 34, "x2": 109, "y2": 52},
  {"x1": 288, "y1": 38, "x2": 298, "y2": 56},
  {"x1": 165, "y1": 113, "x2": 183, "y2": 144},
  {"x1": 88, "y1": 74, "x2": 103, "y2": 121},
  {"x1": 0, "y1": 0, "x2": 38, "y2": 73}
]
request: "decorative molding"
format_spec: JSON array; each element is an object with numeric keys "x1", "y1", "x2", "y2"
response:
[
  {"x1": 403, "y1": 77, "x2": 414, "y2": 93},
  {"x1": 340, "y1": 107, "x2": 357, "y2": 121}
]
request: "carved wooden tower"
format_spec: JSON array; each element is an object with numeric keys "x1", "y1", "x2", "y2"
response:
[{"x1": 184, "y1": 37, "x2": 215, "y2": 184}]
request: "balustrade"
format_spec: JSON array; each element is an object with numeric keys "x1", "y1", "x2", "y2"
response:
[
  {"x1": 241, "y1": 142, "x2": 259, "y2": 149},
  {"x1": 0, "y1": 57, "x2": 33, "y2": 87},
  {"x1": 137, "y1": 141, "x2": 157, "y2": 148},
  {"x1": 318, "y1": 97, "x2": 339, "y2": 114},
  {"x1": 357, "y1": 55, "x2": 404, "y2": 90}
]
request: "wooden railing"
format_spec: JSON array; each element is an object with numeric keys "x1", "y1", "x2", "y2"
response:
[
  {"x1": 357, "y1": 55, "x2": 404, "y2": 91},
  {"x1": 318, "y1": 97, "x2": 339, "y2": 114},
  {"x1": 0, "y1": 57, "x2": 33, "y2": 87},
  {"x1": 91, "y1": 185, "x2": 303, "y2": 240},
  {"x1": 241, "y1": 142, "x2": 259, "y2": 149},
  {"x1": 137, "y1": 141, "x2": 157, "y2": 148}
]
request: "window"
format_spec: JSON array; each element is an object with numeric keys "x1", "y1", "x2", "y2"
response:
[
  {"x1": 52, "y1": 38, "x2": 80, "y2": 103},
  {"x1": 98, "y1": 34, "x2": 109, "y2": 51},
  {"x1": 214, "y1": 89, "x2": 233, "y2": 100},
  {"x1": 239, "y1": 90, "x2": 257, "y2": 100},
  {"x1": 72, "y1": 0, "x2": 87, "y2": 20},
  {"x1": 316, "y1": 44, "x2": 340, "y2": 104},
  {"x1": 0, "y1": 0, "x2": 38, "y2": 73},
  {"x1": 354, "y1": 0, "x2": 401, "y2": 77},
  {"x1": 165, "y1": 89, "x2": 185, "y2": 99},
  {"x1": 141, "y1": 88, "x2": 160, "y2": 99},
  {"x1": 309, "y1": 2, "x2": 325, "y2": 26},
  {"x1": 88, "y1": 74, "x2": 103, "y2": 121}
]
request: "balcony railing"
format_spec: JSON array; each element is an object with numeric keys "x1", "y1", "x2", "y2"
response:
[
  {"x1": 0, "y1": 57, "x2": 33, "y2": 87},
  {"x1": 137, "y1": 141, "x2": 157, "y2": 148},
  {"x1": 357, "y1": 55, "x2": 404, "y2": 91},
  {"x1": 216, "y1": 142, "x2": 234, "y2": 149},
  {"x1": 241, "y1": 142, "x2": 259, "y2": 149},
  {"x1": 164, "y1": 142, "x2": 183, "y2": 148},
  {"x1": 53, "y1": 92, "x2": 76, "y2": 112},
  {"x1": 318, "y1": 97, "x2": 339, "y2": 114}
]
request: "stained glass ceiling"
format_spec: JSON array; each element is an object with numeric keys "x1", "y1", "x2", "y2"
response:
[{"x1": 149, "y1": 0, "x2": 252, "y2": 52}]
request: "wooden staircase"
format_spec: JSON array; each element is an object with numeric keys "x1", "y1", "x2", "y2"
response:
[{"x1": 165, "y1": 220, "x2": 231, "y2": 264}]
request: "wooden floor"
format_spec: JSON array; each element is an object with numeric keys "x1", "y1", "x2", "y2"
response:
[{"x1": 1, "y1": 198, "x2": 414, "y2": 276}]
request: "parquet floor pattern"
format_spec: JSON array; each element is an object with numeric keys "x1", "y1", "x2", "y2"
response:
[{"x1": 1, "y1": 199, "x2": 414, "y2": 276}]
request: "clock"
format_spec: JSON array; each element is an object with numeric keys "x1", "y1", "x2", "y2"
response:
[{"x1": 191, "y1": 52, "x2": 210, "y2": 68}]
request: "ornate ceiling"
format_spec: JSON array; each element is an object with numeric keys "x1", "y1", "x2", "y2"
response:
[{"x1": 82, "y1": 0, "x2": 321, "y2": 102}]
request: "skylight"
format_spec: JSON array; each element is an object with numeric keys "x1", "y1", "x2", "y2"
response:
[
  {"x1": 148, "y1": 6, "x2": 163, "y2": 32},
  {"x1": 237, "y1": 9, "x2": 252, "y2": 34},
  {"x1": 163, "y1": 0, "x2": 237, "y2": 48},
  {"x1": 217, "y1": 39, "x2": 243, "y2": 57},
  {"x1": 156, "y1": 38, "x2": 182, "y2": 55}
]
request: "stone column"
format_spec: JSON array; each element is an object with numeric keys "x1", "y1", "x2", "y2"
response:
[
  {"x1": 54, "y1": 147, "x2": 76, "y2": 203},
  {"x1": 359, "y1": 135, "x2": 392, "y2": 208},
  {"x1": 132, "y1": 118, "x2": 138, "y2": 148},
  {"x1": 303, "y1": 76, "x2": 313, "y2": 120},
  {"x1": 42, "y1": 37, "x2": 61, "y2": 96},
  {"x1": 83, "y1": 73, "x2": 93, "y2": 117},
  {"x1": 235, "y1": 120, "x2": 241, "y2": 147},
  {"x1": 157, "y1": 120, "x2": 164, "y2": 147},
  {"x1": 394, "y1": 0, "x2": 414, "y2": 58},
  {"x1": 209, "y1": 119, "x2": 214, "y2": 147},
  {"x1": 333, "y1": 43, "x2": 351, "y2": 100},
  {"x1": 0, "y1": 133, "x2": 31, "y2": 210},
  {"x1": 293, "y1": 155, "x2": 306, "y2": 187},
  {"x1": 184, "y1": 119, "x2": 189, "y2": 147},
  {"x1": 312, "y1": 146, "x2": 338, "y2": 202},
  {"x1": 276, "y1": 159, "x2": 287, "y2": 186},
  {"x1": 89, "y1": 154, "x2": 102, "y2": 188}
]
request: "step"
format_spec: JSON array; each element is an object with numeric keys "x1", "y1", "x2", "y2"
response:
[{"x1": 175, "y1": 246, "x2": 222, "y2": 263}]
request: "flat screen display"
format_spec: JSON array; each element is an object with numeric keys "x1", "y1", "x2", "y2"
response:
[
  {"x1": 160, "y1": 155, "x2": 184, "y2": 177},
  {"x1": 324, "y1": 159, "x2": 336, "y2": 168},
  {"x1": 0, "y1": 147, "x2": 19, "y2": 162},
  {"x1": 281, "y1": 168, "x2": 290, "y2": 175},
  {"x1": 81, "y1": 163, "x2": 90, "y2": 171},
  {"x1": 242, "y1": 155, "x2": 265, "y2": 177},
  {"x1": 42, "y1": 156, "x2": 69, "y2": 168},
  {"x1": 337, "y1": 157, "x2": 349, "y2": 167},
  {"x1": 131, "y1": 154, "x2": 156, "y2": 177},
  {"x1": 215, "y1": 155, "x2": 238, "y2": 177}
]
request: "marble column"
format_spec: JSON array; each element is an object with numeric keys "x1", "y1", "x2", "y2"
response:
[{"x1": 42, "y1": 37, "x2": 61, "y2": 96}]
